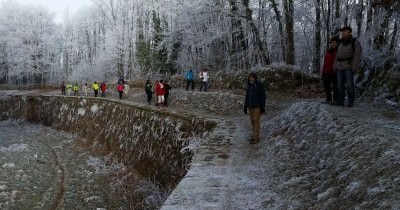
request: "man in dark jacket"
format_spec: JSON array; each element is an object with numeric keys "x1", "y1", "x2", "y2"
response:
[
  {"x1": 244, "y1": 73, "x2": 266, "y2": 144},
  {"x1": 334, "y1": 26, "x2": 362, "y2": 107}
]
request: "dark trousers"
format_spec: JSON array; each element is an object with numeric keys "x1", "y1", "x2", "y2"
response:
[
  {"x1": 146, "y1": 91, "x2": 152, "y2": 104},
  {"x1": 119, "y1": 91, "x2": 123, "y2": 99},
  {"x1": 164, "y1": 94, "x2": 169, "y2": 106},
  {"x1": 61, "y1": 89, "x2": 66, "y2": 95},
  {"x1": 186, "y1": 79, "x2": 194, "y2": 91},
  {"x1": 94, "y1": 90, "x2": 98, "y2": 97},
  {"x1": 322, "y1": 73, "x2": 338, "y2": 102},
  {"x1": 199, "y1": 81, "x2": 208, "y2": 92},
  {"x1": 337, "y1": 69, "x2": 355, "y2": 105}
]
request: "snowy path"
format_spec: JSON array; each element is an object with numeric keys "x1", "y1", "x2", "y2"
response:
[{"x1": 162, "y1": 89, "x2": 400, "y2": 209}]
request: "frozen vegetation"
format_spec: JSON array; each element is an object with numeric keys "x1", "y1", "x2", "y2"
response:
[{"x1": 0, "y1": 120, "x2": 166, "y2": 209}]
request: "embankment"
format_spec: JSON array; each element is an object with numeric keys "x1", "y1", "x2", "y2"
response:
[{"x1": 0, "y1": 94, "x2": 216, "y2": 189}]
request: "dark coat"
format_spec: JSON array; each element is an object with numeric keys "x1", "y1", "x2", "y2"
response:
[
  {"x1": 244, "y1": 74, "x2": 266, "y2": 109},
  {"x1": 334, "y1": 36, "x2": 362, "y2": 72}
]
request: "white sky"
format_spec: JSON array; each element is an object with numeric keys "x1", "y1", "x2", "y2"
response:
[{"x1": 11, "y1": 0, "x2": 92, "y2": 23}]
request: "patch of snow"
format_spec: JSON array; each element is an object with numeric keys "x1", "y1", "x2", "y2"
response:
[
  {"x1": 1, "y1": 163, "x2": 15, "y2": 168},
  {"x1": 0, "y1": 143, "x2": 29, "y2": 152},
  {"x1": 91, "y1": 104, "x2": 99, "y2": 113},
  {"x1": 77, "y1": 107, "x2": 86, "y2": 116}
]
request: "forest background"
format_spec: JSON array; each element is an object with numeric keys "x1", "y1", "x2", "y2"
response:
[{"x1": 0, "y1": 0, "x2": 398, "y2": 95}]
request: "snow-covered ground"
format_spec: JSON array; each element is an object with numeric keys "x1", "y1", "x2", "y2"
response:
[
  {"x1": 159, "y1": 89, "x2": 400, "y2": 209},
  {"x1": 1, "y1": 88, "x2": 400, "y2": 209}
]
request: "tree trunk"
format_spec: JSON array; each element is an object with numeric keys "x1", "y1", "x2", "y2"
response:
[
  {"x1": 356, "y1": 0, "x2": 364, "y2": 37},
  {"x1": 333, "y1": 0, "x2": 340, "y2": 31},
  {"x1": 242, "y1": 0, "x2": 270, "y2": 65},
  {"x1": 228, "y1": 0, "x2": 249, "y2": 70},
  {"x1": 390, "y1": 20, "x2": 398, "y2": 51},
  {"x1": 283, "y1": 0, "x2": 295, "y2": 65},
  {"x1": 314, "y1": 0, "x2": 321, "y2": 74},
  {"x1": 269, "y1": 0, "x2": 286, "y2": 61},
  {"x1": 366, "y1": 0, "x2": 373, "y2": 31}
]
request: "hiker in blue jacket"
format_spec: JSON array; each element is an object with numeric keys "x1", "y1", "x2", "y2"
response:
[{"x1": 186, "y1": 69, "x2": 194, "y2": 91}]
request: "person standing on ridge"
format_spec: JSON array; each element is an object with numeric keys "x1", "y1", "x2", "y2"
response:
[
  {"x1": 92, "y1": 81, "x2": 99, "y2": 97},
  {"x1": 145, "y1": 80, "x2": 153, "y2": 105},
  {"x1": 123, "y1": 81, "x2": 130, "y2": 99},
  {"x1": 155, "y1": 80, "x2": 165, "y2": 106},
  {"x1": 67, "y1": 83, "x2": 73, "y2": 96},
  {"x1": 83, "y1": 83, "x2": 89, "y2": 96},
  {"x1": 163, "y1": 80, "x2": 171, "y2": 106},
  {"x1": 333, "y1": 26, "x2": 362, "y2": 107},
  {"x1": 117, "y1": 81, "x2": 124, "y2": 99},
  {"x1": 73, "y1": 83, "x2": 80, "y2": 96},
  {"x1": 100, "y1": 81, "x2": 107, "y2": 97},
  {"x1": 321, "y1": 36, "x2": 339, "y2": 104},
  {"x1": 243, "y1": 73, "x2": 266, "y2": 144},
  {"x1": 186, "y1": 69, "x2": 194, "y2": 91},
  {"x1": 60, "y1": 81, "x2": 66, "y2": 95},
  {"x1": 199, "y1": 68, "x2": 209, "y2": 92}
]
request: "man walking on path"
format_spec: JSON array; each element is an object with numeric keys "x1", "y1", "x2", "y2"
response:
[
  {"x1": 334, "y1": 26, "x2": 362, "y2": 107},
  {"x1": 243, "y1": 73, "x2": 266, "y2": 144}
]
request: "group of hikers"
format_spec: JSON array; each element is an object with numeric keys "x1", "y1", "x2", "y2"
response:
[
  {"x1": 58, "y1": 26, "x2": 360, "y2": 145},
  {"x1": 61, "y1": 81, "x2": 111, "y2": 98},
  {"x1": 243, "y1": 25, "x2": 362, "y2": 144},
  {"x1": 145, "y1": 80, "x2": 171, "y2": 106},
  {"x1": 321, "y1": 26, "x2": 362, "y2": 108},
  {"x1": 185, "y1": 68, "x2": 210, "y2": 92},
  {"x1": 60, "y1": 79, "x2": 171, "y2": 106}
]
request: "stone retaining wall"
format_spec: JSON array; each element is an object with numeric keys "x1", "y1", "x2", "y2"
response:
[{"x1": 0, "y1": 94, "x2": 216, "y2": 189}]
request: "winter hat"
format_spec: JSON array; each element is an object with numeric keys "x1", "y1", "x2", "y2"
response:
[{"x1": 339, "y1": 26, "x2": 352, "y2": 32}]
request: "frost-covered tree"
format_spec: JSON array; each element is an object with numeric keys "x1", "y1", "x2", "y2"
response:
[
  {"x1": 0, "y1": 0, "x2": 398, "y2": 89},
  {"x1": 0, "y1": 1, "x2": 61, "y2": 85}
]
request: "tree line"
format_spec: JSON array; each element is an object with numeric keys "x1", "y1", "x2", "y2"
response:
[{"x1": 0, "y1": 0, "x2": 398, "y2": 85}]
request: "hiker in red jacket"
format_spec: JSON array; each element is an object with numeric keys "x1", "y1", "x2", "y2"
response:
[
  {"x1": 117, "y1": 82, "x2": 124, "y2": 99},
  {"x1": 155, "y1": 80, "x2": 166, "y2": 106},
  {"x1": 321, "y1": 36, "x2": 339, "y2": 104}
]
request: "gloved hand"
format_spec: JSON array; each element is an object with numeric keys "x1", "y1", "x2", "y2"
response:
[
  {"x1": 243, "y1": 107, "x2": 248, "y2": 114},
  {"x1": 260, "y1": 107, "x2": 265, "y2": 114}
]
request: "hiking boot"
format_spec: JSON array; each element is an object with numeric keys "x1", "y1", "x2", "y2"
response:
[{"x1": 249, "y1": 138, "x2": 260, "y2": 144}]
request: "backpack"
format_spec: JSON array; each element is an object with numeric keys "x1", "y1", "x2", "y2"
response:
[{"x1": 348, "y1": 37, "x2": 359, "y2": 53}]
